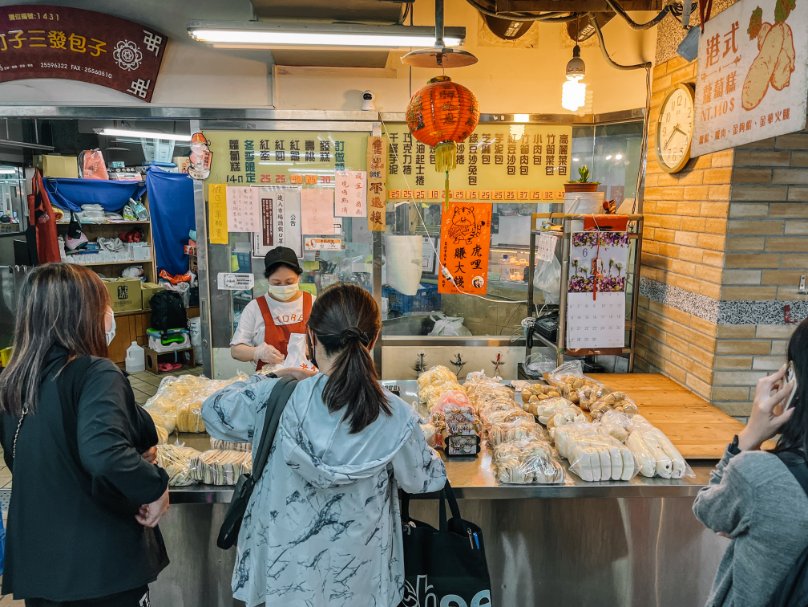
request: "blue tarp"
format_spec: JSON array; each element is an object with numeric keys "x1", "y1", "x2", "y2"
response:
[
  {"x1": 44, "y1": 178, "x2": 147, "y2": 213},
  {"x1": 145, "y1": 169, "x2": 195, "y2": 276}
]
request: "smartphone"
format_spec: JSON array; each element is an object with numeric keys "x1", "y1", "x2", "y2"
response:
[{"x1": 783, "y1": 361, "x2": 798, "y2": 412}]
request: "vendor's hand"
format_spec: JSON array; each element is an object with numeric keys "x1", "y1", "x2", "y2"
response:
[
  {"x1": 142, "y1": 446, "x2": 158, "y2": 465},
  {"x1": 136, "y1": 488, "x2": 170, "y2": 528},
  {"x1": 253, "y1": 342, "x2": 283, "y2": 365},
  {"x1": 274, "y1": 366, "x2": 318, "y2": 380},
  {"x1": 738, "y1": 365, "x2": 796, "y2": 451}
]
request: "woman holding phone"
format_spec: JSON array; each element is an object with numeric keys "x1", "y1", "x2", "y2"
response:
[{"x1": 693, "y1": 318, "x2": 808, "y2": 606}]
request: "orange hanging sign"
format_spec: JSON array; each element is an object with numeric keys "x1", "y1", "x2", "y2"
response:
[{"x1": 438, "y1": 202, "x2": 493, "y2": 295}]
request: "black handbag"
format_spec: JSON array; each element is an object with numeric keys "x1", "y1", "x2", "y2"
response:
[
  {"x1": 217, "y1": 376, "x2": 297, "y2": 549},
  {"x1": 400, "y1": 481, "x2": 493, "y2": 606}
]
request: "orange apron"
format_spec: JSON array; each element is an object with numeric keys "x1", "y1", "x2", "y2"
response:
[{"x1": 254, "y1": 292, "x2": 312, "y2": 371}]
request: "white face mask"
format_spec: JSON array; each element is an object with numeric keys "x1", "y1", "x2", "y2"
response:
[
  {"x1": 105, "y1": 310, "x2": 117, "y2": 346},
  {"x1": 267, "y1": 283, "x2": 299, "y2": 301}
]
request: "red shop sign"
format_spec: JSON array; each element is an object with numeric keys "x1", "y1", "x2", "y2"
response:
[{"x1": 0, "y1": 5, "x2": 167, "y2": 101}]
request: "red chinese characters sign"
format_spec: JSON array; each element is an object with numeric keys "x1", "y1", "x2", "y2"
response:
[
  {"x1": 438, "y1": 202, "x2": 493, "y2": 296},
  {"x1": 692, "y1": 0, "x2": 807, "y2": 155},
  {"x1": 0, "y1": 5, "x2": 166, "y2": 101},
  {"x1": 367, "y1": 135, "x2": 387, "y2": 232}
]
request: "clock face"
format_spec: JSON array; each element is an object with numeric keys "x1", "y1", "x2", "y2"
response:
[{"x1": 657, "y1": 85, "x2": 694, "y2": 173}]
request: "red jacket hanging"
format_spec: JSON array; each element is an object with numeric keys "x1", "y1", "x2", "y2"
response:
[{"x1": 27, "y1": 169, "x2": 61, "y2": 264}]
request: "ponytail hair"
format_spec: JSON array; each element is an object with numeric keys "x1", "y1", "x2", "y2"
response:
[{"x1": 308, "y1": 284, "x2": 390, "y2": 433}]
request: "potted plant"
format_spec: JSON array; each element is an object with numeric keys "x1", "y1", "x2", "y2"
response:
[{"x1": 564, "y1": 165, "x2": 600, "y2": 193}]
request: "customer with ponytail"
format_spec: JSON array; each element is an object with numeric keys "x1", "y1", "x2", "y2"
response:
[{"x1": 203, "y1": 283, "x2": 446, "y2": 607}]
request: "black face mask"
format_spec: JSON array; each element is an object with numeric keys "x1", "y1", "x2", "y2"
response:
[{"x1": 306, "y1": 332, "x2": 318, "y2": 368}]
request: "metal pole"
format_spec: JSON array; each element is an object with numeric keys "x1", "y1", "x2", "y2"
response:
[
  {"x1": 557, "y1": 217, "x2": 571, "y2": 367},
  {"x1": 372, "y1": 230, "x2": 383, "y2": 375},
  {"x1": 435, "y1": 0, "x2": 445, "y2": 48},
  {"x1": 627, "y1": 216, "x2": 643, "y2": 372}
]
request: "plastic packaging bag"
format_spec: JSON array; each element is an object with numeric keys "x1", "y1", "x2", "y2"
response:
[
  {"x1": 544, "y1": 361, "x2": 607, "y2": 408},
  {"x1": 533, "y1": 256, "x2": 561, "y2": 305},
  {"x1": 529, "y1": 397, "x2": 584, "y2": 427},
  {"x1": 283, "y1": 333, "x2": 317, "y2": 372},
  {"x1": 553, "y1": 423, "x2": 638, "y2": 482},
  {"x1": 143, "y1": 373, "x2": 248, "y2": 434},
  {"x1": 190, "y1": 450, "x2": 253, "y2": 486},
  {"x1": 625, "y1": 415, "x2": 690, "y2": 479},
  {"x1": 519, "y1": 383, "x2": 563, "y2": 407},
  {"x1": 488, "y1": 418, "x2": 547, "y2": 447},
  {"x1": 210, "y1": 438, "x2": 251, "y2": 452},
  {"x1": 523, "y1": 352, "x2": 557, "y2": 379},
  {"x1": 156, "y1": 444, "x2": 201, "y2": 487},
  {"x1": 588, "y1": 391, "x2": 639, "y2": 420},
  {"x1": 492, "y1": 438, "x2": 565, "y2": 484},
  {"x1": 155, "y1": 425, "x2": 169, "y2": 445},
  {"x1": 464, "y1": 373, "x2": 514, "y2": 413},
  {"x1": 417, "y1": 365, "x2": 463, "y2": 409},
  {"x1": 429, "y1": 313, "x2": 472, "y2": 337}
]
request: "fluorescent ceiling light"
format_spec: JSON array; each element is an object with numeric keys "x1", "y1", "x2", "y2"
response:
[
  {"x1": 97, "y1": 128, "x2": 191, "y2": 142},
  {"x1": 188, "y1": 22, "x2": 464, "y2": 49},
  {"x1": 0, "y1": 168, "x2": 19, "y2": 175}
]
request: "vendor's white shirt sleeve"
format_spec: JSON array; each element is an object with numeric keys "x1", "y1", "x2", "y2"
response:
[
  {"x1": 230, "y1": 295, "x2": 314, "y2": 348},
  {"x1": 230, "y1": 299, "x2": 264, "y2": 347}
]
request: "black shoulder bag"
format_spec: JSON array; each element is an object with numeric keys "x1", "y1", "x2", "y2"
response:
[
  {"x1": 217, "y1": 376, "x2": 297, "y2": 550},
  {"x1": 399, "y1": 481, "x2": 492, "y2": 606},
  {"x1": 767, "y1": 451, "x2": 808, "y2": 607}
]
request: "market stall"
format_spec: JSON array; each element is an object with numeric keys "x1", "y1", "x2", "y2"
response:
[{"x1": 147, "y1": 371, "x2": 739, "y2": 607}]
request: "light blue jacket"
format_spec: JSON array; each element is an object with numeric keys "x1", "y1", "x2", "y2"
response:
[{"x1": 202, "y1": 373, "x2": 447, "y2": 607}]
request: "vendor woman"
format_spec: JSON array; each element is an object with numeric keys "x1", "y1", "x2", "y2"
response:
[{"x1": 230, "y1": 247, "x2": 313, "y2": 369}]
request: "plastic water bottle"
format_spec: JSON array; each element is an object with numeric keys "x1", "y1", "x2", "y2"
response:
[
  {"x1": 125, "y1": 341, "x2": 146, "y2": 374},
  {"x1": 188, "y1": 132, "x2": 212, "y2": 180}
]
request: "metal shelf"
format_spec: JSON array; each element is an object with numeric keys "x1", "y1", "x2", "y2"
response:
[
  {"x1": 65, "y1": 258, "x2": 152, "y2": 266},
  {"x1": 526, "y1": 212, "x2": 644, "y2": 370}
]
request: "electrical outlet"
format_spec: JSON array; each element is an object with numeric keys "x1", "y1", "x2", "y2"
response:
[{"x1": 800, "y1": 275, "x2": 806, "y2": 294}]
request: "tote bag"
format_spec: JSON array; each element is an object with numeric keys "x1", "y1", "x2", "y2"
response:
[{"x1": 400, "y1": 481, "x2": 492, "y2": 607}]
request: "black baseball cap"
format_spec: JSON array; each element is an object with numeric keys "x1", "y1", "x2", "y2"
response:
[{"x1": 264, "y1": 246, "x2": 303, "y2": 277}]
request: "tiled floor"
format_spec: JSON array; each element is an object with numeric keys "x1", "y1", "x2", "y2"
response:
[{"x1": 0, "y1": 366, "x2": 202, "y2": 606}]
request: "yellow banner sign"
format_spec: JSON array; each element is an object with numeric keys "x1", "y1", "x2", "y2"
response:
[{"x1": 384, "y1": 123, "x2": 572, "y2": 202}]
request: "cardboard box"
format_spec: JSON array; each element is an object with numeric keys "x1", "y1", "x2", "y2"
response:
[
  {"x1": 141, "y1": 282, "x2": 165, "y2": 311},
  {"x1": 33, "y1": 155, "x2": 78, "y2": 179},
  {"x1": 103, "y1": 278, "x2": 142, "y2": 313}
]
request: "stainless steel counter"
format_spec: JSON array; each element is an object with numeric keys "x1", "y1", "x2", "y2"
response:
[
  {"x1": 152, "y1": 377, "x2": 729, "y2": 606},
  {"x1": 169, "y1": 455, "x2": 714, "y2": 503}
]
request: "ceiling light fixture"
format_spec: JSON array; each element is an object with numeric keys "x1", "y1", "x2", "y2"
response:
[
  {"x1": 561, "y1": 43, "x2": 587, "y2": 112},
  {"x1": 188, "y1": 21, "x2": 464, "y2": 50},
  {"x1": 97, "y1": 128, "x2": 191, "y2": 142},
  {"x1": 401, "y1": 0, "x2": 477, "y2": 68}
]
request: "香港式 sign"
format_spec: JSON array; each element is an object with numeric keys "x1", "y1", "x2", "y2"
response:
[{"x1": 692, "y1": 0, "x2": 807, "y2": 156}]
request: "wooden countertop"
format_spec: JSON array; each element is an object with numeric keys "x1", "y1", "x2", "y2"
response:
[{"x1": 589, "y1": 373, "x2": 744, "y2": 459}]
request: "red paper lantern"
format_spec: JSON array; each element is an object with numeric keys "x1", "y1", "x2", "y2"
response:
[{"x1": 406, "y1": 75, "x2": 479, "y2": 174}]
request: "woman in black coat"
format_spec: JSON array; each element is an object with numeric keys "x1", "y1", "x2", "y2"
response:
[{"x1": 0, "y1": 263, "x2": 169, "y2": 607}]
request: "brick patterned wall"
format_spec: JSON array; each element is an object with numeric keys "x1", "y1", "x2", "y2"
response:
[
  {"x1": 635, "y1": 57, "x2": 733, "y2": 402},
  {"x1": 708, "y1": 131, "x2": 808, "y2": 415}
]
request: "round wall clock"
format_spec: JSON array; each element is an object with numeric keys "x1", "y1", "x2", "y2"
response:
[{"x1": 655, "y1": 83, "x2": 695, "y2": 174}]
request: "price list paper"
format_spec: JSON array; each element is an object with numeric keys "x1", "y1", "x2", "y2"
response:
[
  {"x1": 301, "y1": 188, "x2": 341, "y2": 235},
  {"x1": 226, "y1": 186, "x2": 260, "y2": 233},
  {"x1": 335, "y1": 170, "x2": 367, "y2": 218}
]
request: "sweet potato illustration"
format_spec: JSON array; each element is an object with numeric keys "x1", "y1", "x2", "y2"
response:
[
  {"x1": 771, "y1": 23, "x2": 795, "y2": 90},
  {"x1": 742, "y1": 22, "x2": 785, "y2": 110},
  {"x1": 758, "y1": 22, "x2": 772, "y2": 49}
]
